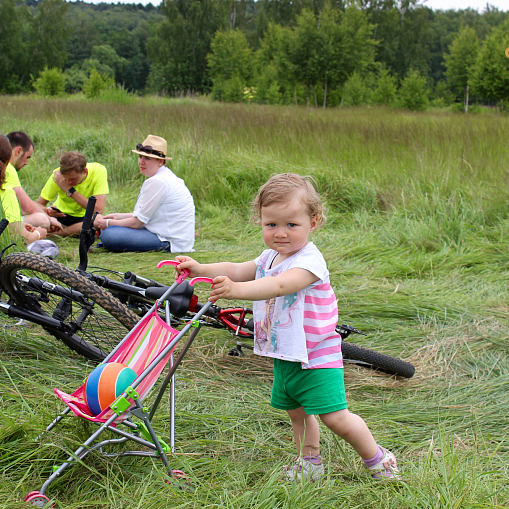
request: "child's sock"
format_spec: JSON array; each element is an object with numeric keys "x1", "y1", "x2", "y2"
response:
[
  {"x1": 362, "y1": 446, "x2": 383, "y2": 468},
  {"x1": 302, "y1": 455, "x2": 322, "y2": 464}
]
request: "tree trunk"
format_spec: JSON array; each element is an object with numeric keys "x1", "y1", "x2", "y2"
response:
[
  {"x1": 464, "y1": 84, "x2": 469, "y2": 113},
  {"x1": 294, "y1": 84, "x2": 297, "y2": 105},
  {"x1": 323, "y1": 79, "x2": 327, "y2": 108},
  {"x1": 313, "y1": 85, "x2": 317, "y2": 108}
]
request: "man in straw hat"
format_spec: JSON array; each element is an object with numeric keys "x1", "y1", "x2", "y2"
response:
[{"x1": 94, "y1": 134, "x2": 195, "y2": 252}]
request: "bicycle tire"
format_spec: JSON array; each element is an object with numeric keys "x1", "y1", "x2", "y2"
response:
[
  {"x1": 342, "y1": 341, "x2": 415, "y2": 378},
  {"x1": 0, "y1": 252, "x2": 138, "y2": 361}
]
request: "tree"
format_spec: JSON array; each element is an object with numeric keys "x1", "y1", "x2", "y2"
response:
[
  {"x1": 254, "y1": 23, "x2": 295, "y2": 104},
  {"x1": 470, "y1": 19, "x2": 509, "y2": 107},
  {"x1": 33, "y1": 67, "x2": 66, "y2": 96},
  {"x1": 90, "y1": 45, "x2": 128, "y2": 83},
  {"x1": 0, "y1": 0, "x2": 27, "y2": 93},
  {"x1": 289, "y1": 8, "x2": 322, "y2": 107},
  {"x1": 147, "y1": 0, "x2": 229, "y2": 94},
  {"x1": 20, "y1": 0, "x2": 70, "y2": 86},
  {"x1": 399, "y1": 69, "x2": 429, "y2": 110},
  {"x1": 443, "y1": 25, "x2": 479, "y2": 102},
  {"x1": 207, "y1": 29, "x2": 253, "y2": 102}
]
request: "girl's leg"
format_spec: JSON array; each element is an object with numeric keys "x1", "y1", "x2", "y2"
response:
[
  {"x1": 319, "y1": 409, "x2": 377, "y2": 459},
  {"x1": 320, "y1": 410, "x2": 400, "y2": 479},
  {"x1": 100, "y1": 226, "x2": 170, "y2": 252},
  {"x1": 287, "y1": 407, "x2": 321, "y2": 457},
  {"x1": 284, "y1": 407, "x2": 324, "y2": 481}
]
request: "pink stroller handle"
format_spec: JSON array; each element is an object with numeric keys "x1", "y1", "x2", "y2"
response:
[
  {"x1": 188, "y1": 277, "x2": 214, "y2": 286},
  {"x1": 188, "y1": 277, "x2": 216, "y2": 302},
  {"x1": 157, "y1": 260, "x2": 190, "y2": 284}
]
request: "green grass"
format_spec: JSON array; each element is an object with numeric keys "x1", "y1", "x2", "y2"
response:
[{"x1": 1, "y1": 96, "x2": 509, "y2": 507}]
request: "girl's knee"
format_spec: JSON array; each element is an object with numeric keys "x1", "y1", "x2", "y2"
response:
[
  {"x1": 319, "y1": 409, "x2": 349, "y2": 429},
  {"x1": 287, "y1": 406, "x2": 307, "y2": 420}
]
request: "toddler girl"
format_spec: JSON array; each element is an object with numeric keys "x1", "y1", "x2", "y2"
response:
[{"x1": 176, "y1": 173, "x2": 400, "y2": 481}]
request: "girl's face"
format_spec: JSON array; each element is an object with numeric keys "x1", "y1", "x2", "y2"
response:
[
  {"x1": 138, "y1": 155, "x2": 163, "y2": 177},
  {"x1": 261, "y1": 196, "x2": 317, "y2": 261}
]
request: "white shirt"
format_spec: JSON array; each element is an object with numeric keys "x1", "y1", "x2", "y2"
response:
[
  {"x1": 253, "y1": 242, "x2": 343, "y2": 368},
  {"x1": 133, "y1": 166, "x2": 195, "y2": 252}
]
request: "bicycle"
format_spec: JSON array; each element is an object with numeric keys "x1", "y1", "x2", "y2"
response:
[{"x1": 0, "y1": 198, "x2": 415, "y2": 378}]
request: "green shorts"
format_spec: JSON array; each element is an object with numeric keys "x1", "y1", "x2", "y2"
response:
[{"x1": 271, "y1": 358, "x2": 348, "y2": 415}]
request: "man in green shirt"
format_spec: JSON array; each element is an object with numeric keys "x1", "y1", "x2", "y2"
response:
[
  {"x1": 37, "y1": 151, "x2": 109, "y2": 236},
  {"x1": 6, "y1": 131, "x2": 62, "y2": 232}
]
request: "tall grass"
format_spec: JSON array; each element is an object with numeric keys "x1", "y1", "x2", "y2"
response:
[{"x1": 1, "y1": 96, "x2": 509, "y2": 507}]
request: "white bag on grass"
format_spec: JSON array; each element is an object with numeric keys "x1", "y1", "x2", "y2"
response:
[{"x1": 26, "y1": 240, "x2": 59, "y2": 259}]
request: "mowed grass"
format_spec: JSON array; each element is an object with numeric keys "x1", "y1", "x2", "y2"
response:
[{"x1": 1, "y1": 96, "x2": 509, "y2": 507}]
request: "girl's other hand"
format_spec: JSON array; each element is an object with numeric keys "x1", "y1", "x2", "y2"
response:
[{"x1": 209, "y1": 275, "x2": 236, "y2": 301}]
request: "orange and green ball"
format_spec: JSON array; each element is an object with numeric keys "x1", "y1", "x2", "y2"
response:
[{"x1": 84, "y1": 363, "x2": 137, "y2": 415}]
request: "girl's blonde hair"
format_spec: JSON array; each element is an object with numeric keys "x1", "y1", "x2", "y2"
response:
[{"x1": 252, "y1": 173, "x2": 326, "y2": 229}]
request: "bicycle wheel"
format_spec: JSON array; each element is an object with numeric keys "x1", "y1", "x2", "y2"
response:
[
  {"x1": 342, "y1": 341, "x2": 415, "y2": 378},
  {"x1": 0, "y1": 252, "x2": 138, "y2": 361}
]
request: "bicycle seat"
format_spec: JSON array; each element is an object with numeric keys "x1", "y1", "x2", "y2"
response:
[{"x1": 144, "y1": 280, "x2": 194, "y2": 317}]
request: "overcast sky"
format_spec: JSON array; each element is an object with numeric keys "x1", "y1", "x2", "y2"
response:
[{"x1": 86, "y1": 0, "x2": 508, "y2": 11}]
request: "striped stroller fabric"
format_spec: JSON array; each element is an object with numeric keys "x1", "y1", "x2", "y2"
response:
[{"x1": 55, "y1": 311, "x2": 179, "y2": 423}]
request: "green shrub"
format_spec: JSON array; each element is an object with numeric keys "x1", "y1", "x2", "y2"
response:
[
  {"x1": 398, "y1": 69, "x2": 429, "y2": 111},
  {"x1": 342, "y1": 72, "x2": 372, "y2": 106},
  {"x1": 33, "y1": 67, "x2": 66, "y2": 97},
  {"x1": 372, "y1": 69, "x2": 397, "y2": 106},
  {"x1": 83, "y1": 67, "x2": 115, "y2": 99},
  {"x1": 97, "y1": 85, "x2": 137, "y2": 105}
]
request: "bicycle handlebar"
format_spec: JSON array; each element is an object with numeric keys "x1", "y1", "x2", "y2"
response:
[
  {"x1": 0, "y1": 219, "x2": 9, "y2": 237},
  {"x1": 78, "y1": 196, "x2": 97, "y2": 272}
]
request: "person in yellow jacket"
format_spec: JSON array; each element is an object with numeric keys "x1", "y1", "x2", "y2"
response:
[
  {"x1": 36, "y1": 151, "x2": 109, "y2": 237},
  {"x1": 0, "y1": 135, "x2": 47, "y2": 243},
  {"x1": 6, "y1": 131, "x2": 62, "y2": 233}
]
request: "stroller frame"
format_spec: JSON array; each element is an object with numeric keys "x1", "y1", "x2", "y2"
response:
[{"x1": 26, "y1": 266, "x2": 214, "y2": 504}]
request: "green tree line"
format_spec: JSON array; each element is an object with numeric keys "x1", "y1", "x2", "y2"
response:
[{"x1": 1, "y1": 0, "x2": 508, "y2": 109}]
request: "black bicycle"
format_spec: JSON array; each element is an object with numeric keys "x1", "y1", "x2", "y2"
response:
[{"x1": 0, "y1": 199, "x2": 415, "y2": 378}]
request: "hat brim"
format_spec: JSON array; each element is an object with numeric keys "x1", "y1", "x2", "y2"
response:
[{"x1": 132, "y1": 149, "x2": 172, "y2": 161}]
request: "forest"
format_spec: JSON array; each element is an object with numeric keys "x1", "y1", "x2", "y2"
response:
[{"x1": 0, "y1": 0, "x2": 508, "y2": 108}]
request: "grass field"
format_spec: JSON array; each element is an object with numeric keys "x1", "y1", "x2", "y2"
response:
[{"x1": 1, "y1": 96, "x2": 509, "y2": 508}]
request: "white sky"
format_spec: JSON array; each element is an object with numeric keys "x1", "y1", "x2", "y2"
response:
[
  {"x1": 85, "y1": 0, "x2": 508, "y2": 11},
  {"x1": 421, "y1": 0, "x2": 507, "y2": 10}
]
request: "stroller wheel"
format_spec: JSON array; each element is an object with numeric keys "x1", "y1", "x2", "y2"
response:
[
  {"x1": 228, "y1": 346, "x2": 244, "y2": 357},
  {"x1": 24, "y1": 491, "x2": 52, "y2": 508},
  {"x1": 166, "y1": 469, "x2": 194, "y2": 492}
]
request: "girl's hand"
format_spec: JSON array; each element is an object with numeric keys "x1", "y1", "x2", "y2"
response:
[
  {"x1": 103, "y1": 213, "x2": 121, "y2": 220},
  {"x1": 209, "y1": 275, "x2": 237, "y2": 301},
  {"x1": 94, "y1": 214, "x2": 108, "y2": 230},
  {"x1": 25, "y1": 225, "x2": 47, "y2": 242},
  {"x1": 175, "y1": 256, "x2": 201, "y2": 278}
]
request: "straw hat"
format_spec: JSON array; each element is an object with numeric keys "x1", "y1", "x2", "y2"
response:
[{"x1": 132, "y1": 135, "x2": 172, "y2": 161}]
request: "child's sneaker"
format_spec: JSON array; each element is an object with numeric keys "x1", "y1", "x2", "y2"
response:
[
  {"x1": 282, "y1": 455, "x2": 324, "y2": 482},
  {"x1": 366, "y1": 447, "x2": 401, "y2": 480}
]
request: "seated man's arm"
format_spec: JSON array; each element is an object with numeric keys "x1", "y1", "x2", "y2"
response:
[
  {"x1": 94, "y1": 194, "x2": 106, "y2": 214},
  {"x1": 15, "y1": 186, "x2": 46, "y2": 214}
]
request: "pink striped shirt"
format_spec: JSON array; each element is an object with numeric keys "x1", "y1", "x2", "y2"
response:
[{"x1": 253, "y1": 242, "x2": 343, "y2": 369}]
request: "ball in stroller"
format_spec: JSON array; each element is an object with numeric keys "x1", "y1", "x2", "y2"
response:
[{"x1": 84, "y1": 362, "x2": 138, "y2": 415}]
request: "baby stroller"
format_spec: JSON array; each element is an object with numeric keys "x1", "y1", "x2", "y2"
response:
[{"x1": 24, "y1": 262, "x2": 215, "y2": 507}]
